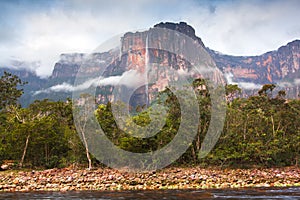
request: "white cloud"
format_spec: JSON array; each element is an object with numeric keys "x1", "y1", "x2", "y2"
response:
[
  {"x1": 34, "y1": 69, "x2": 144, "y2": 94},
  {"x1": 277, "y1": 81, "x2": 293, "y2": 88},
  {"x1": 277, "y1": 78, "x2": 300, "y2": 88},
  {"x1": 294, "y1": 78, "x2": 300, "y2": 85},
  {"x1": 177, "y1": 68, "x2": 190, "y2": 76},
  {"x1": 238, "y1": 82, "x2": 262, "y2": 90},
  {"x1": 184, "y1": 0, "x2": 300, "y2": 56},
  {"x1": 1, "y1": 0, "x2": 300, "y2": 78},
  {"x1": 225, "y1": 72, "x2": 262, "y2": 90},
  {"x1": 0, "y1": 0, "x2": 167, "y2": 77}
]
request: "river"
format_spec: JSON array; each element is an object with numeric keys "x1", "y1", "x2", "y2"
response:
[{"x1": 0, "y1": 187, "x2": 299, "y2": 199}]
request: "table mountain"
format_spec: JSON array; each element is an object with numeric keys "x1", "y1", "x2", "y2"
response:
[{"x1": 1, "y1": 22, "x2": 299, "y2": 106}]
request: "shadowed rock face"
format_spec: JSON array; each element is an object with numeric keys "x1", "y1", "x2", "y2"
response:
[
  {"x1": 154, "y1": 22, "x2": 205, "y2": 48},
  {"x1": 211, "y1": 40, "x2": 300, "y2": 84},
  {"x1": 210, "y1": 40, "x2": 300, "y2": 97},
  {"x1": 1, "y1": 22, "x2": 300, "y2": 106}
]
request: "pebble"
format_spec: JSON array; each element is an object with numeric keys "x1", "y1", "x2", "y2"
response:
[{"x1": 0, "y1": 166, "x2": 299, "y2": 192}]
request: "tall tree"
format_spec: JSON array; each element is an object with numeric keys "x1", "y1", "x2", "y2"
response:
[
  {"x1": 74, "y1": 94, "x2": 95, "y2": 169},
  {"x1": 0, "y1": 71, "x2": 26, "y2": 110}
]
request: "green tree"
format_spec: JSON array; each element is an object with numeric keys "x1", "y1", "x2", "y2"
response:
[
  {"x1": 2, "y1": 99, "x2": 84, "y2": 168},
  {"x1": 258, "y1": 84, "x2": 276, "y2": 97},
  {"x1": 225, "y1": 84, "x2": 241, "y2": 102},
  {"x1": 0, "y1": 71, "x2": 26, "y2": 110}
]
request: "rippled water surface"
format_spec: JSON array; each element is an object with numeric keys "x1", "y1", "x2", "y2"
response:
[{"x1": 0, "y1": 187, "x2": 299, "y2": 199}]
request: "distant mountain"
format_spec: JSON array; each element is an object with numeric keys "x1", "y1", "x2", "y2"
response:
[
  {"x1": 210, "y1": 39, "x2": 300, "y2": 97},
  {"x1": 1, "y1": 22, "x2": 300, "y2": 106}
]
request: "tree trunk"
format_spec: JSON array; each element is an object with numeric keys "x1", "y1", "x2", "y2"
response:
[
  {"x1": 191, "y1": 144, "x2": 197, "y2": 163},
  {"x1": 81, "y1": 130, "x2": 92, "y2": 170},
  {"x1": 78, "y1": 119, "x2": 92, "y2": 170},
  {"x1": 19, "y1": 134, "x2": 30, "y2": 168},
  {"x1": 271, "y1": 115, "x2": 275, "y2": 137}
]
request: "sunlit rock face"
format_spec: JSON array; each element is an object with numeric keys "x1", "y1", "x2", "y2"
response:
[
  {"x1": 2, "y1": 22, "x2": 300, "y2": 107},
  {"x1": 213, "y1": 40, "x2": 300, "y2": 83},
  {"x1": 102, "y1": 22, "x2": 224, "y2": 108},
  {"x1": 51, "y1": 22, "x2": 300, "y2": 101},
  {"x1": 210, "y1": 40, "x2": 300, "y2": 97}
]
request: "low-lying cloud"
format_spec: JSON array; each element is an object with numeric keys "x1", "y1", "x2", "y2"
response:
[
  {"x1": 294, "y1": 78, "x2": 300, "y2": 85},
  {"x1": 277, "y1": 78, "x2": 300, "y2": 88},
  {"x1": 34, "y1": 70, "x2": 144, "y2": 95},
  {"x1": 1, "y1": 0, "x2": 300, "y2": 78},
  {"x1": 225, "y1": 72, "x2": 262, "y2": 90}
]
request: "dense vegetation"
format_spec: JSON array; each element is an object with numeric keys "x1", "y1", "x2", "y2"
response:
[{"x1": 0, "y1": 72, "x2": 299, "y2": 169}]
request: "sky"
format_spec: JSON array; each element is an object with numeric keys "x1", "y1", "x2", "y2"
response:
[{"x1": 0, "y1": 0, "x2": 300, "y2": 77}]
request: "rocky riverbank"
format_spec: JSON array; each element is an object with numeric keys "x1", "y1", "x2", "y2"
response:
[{"x1": 0, "y1": 166, "x2": 299, "y2": 192}]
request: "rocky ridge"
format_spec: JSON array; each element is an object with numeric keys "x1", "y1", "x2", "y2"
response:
[{"x1": 1, "y1": 22, "x2": 300, "y2": 106}]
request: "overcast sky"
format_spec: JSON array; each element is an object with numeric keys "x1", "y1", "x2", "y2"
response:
[{"x1": 0, "y1": 0, "x2": 300, "y2": 77}]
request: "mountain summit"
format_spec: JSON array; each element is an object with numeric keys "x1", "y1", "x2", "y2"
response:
[{"x1": 1, "y1": 22, "x2": 300, "y2": 106}]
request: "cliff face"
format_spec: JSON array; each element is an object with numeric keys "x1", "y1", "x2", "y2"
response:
[
  {"x1": 50, "y1": 38, "x2": 300, "y2": 88},
  {"x1": 154, "y1": 22, "x2": 205, "y2": 48},
  {"x1": 98, "y1": 22, "x2": 224, "y2": 107},
  {"x1": 49, "y1": 23, "x2": 300, "y2": 94},
  {"x1": 211, "y1": 40, "x2": 300, "y2": 84},
  {"x1": 1, "y1": 22, "x2": 300, "y2": 106},
  {"x1": 50, "y1": 52, "x2": 117, "y2": 80},
  {"x1": 50, "y1": 53, "x2": 83, "y2": 81},
  {"x1": 209, "y1": 40, "x2": 300, "y2": 97}
]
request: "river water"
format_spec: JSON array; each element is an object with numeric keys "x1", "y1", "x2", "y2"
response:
[{"x1": 0, "y1": 187, "x2": 299, "y2": 199}]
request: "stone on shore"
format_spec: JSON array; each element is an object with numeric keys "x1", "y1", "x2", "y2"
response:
[{"x1": 0, "y1": 166, "x2": 299, "y2": 192}]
